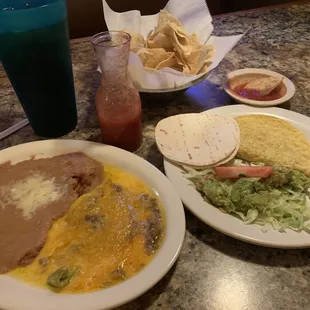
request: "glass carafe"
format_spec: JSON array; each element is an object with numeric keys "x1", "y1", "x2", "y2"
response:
[{"x1": 91, "y1": 31, "x2": 142, "y2": 152}]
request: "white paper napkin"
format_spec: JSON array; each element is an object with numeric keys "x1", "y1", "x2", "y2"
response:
[{"x1": 101, "y1": 0, "x2": 244, "y2": 90}]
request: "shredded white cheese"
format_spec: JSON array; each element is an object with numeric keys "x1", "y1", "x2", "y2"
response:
[{"x1": 0, "y1": 173, "x2": 68, "y2": 219}]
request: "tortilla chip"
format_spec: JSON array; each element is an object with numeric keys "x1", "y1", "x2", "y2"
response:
[
  {"x1": 190, "y1": 33, "x2": 201, "y2": 49},
  {"x1": 123, "y1": 29, "x2": 145, "y2": 52},
  {"x1": 155, "y1": 52, "x2": 177, "y2": 70},
  {"x1": 198, "y1": 45, "x2": 215, "y2": 74},
  {"x1": 186, "y1": 45, "x2": 215, "y2": 74},
  {"x1": 244, "y1": 76, "x2": 283, "y2": 96},
  {"x1": 205, "y1": 45, "x2": 216, "y2": 58},
  {"x1": 136, "y1": 47, "x2": 152, "y2": 55},
  {"x1": 126, "y1": 10, "x2": 215, "y2": 75},
  {"x1": 149, "y1": 10, "x2": 184, "y2": 40},
  {"x1": 146, "y1": 33, "x2": 174, "y2": 51},
  {"x1": 185, "y1": 48, "x2": 202, "y2": 74},
  {"x1": 136, "y1": 48, "x2": 159, "y2": 66},
  {"x1": 136, "y1": 48, "x2": 174, "y2": 69},
  {"x1": 197, "y1": 60, "x2": 213, "y2": 74},
  {"x1": 148, "y1": 11, "x2": 192, "y2": 56},
  {"x1": 181, "y1": 63, "x2": 192, "y2": 74},
  {"x1": 174, "y1": 53, "x2": 190, "y2": 73},
  {"x1": 158, "y1": 10, "x2": 183, "y2": 29},
  {"x1": 161, "y1": 22, "x2": 192, "y2": 57}
]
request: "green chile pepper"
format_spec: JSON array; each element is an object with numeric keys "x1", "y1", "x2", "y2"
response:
[{"x1": 47, "y1": 266, "x2": 74, "y2": 289}]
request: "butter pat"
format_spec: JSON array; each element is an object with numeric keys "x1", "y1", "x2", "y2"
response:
[{"x1": 244, "y1": 76, "x2": 283, "y2": 96}]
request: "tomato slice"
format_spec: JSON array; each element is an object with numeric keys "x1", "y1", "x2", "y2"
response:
[{"x1": 214, "y1": 166, "x2": 273, "y2": 179}]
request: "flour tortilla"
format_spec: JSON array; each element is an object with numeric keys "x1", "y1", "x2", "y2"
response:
[
  {"x1": 181, "y1": 133, "x2": 240, "y2": 169},
  {"x1": 236, "y1": 115, "x2": 310, "y2": 176},
  {"x1": 155, "y1": 113, "x2": 240, "y2": 167}
]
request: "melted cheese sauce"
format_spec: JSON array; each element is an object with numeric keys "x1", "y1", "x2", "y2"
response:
[{"x1": 11, "y1": 165, "x2": 165, "y2": 293}]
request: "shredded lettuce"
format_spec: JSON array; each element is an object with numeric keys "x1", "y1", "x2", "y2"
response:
[
  {"x1": 182, "y1": 165, "x2": 214, "y2": 179},
  {"x1": 183, "y1": 161, "x2": 310, "y2": 233}
]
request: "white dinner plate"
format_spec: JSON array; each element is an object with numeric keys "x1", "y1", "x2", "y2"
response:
[
  {"x1": 0, "y1": 140, "x2": 185, "y2": 310},
  {"x1": 164, "y1": 104, "x2": 310, "y2": 248}
]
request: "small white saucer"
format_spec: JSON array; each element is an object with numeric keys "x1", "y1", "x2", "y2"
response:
[{"x1": 222, "y1": 68, "x2": 296, "y2": 107}]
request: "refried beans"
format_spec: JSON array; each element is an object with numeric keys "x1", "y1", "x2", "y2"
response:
[{"x1": 0, "y1": 152, "x2": 103, "y2": 274}]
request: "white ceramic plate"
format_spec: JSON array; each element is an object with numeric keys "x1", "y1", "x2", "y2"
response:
[
  {"x1": 164, "y1": 104, "x2": 310, "y2": 248},
  {"x1": 0, "y1": 140, "x2": 185, "y2": 310},
  {"x1": 222, "y1": 68, "x2": 296, "y2": 107}
]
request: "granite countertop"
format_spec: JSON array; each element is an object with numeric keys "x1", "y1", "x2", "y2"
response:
[{"x1": 1, "y1": 3, "x2": 310, "y2": 310}]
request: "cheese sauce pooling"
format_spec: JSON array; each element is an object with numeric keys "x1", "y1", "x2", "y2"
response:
[{"x1": 11, "y1": 165, "x2": 165, "y2": 293}]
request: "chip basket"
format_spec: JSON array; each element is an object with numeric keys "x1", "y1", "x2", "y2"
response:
[{"x1": 138, "y1": 71, "x2": 210, "y2": 102}]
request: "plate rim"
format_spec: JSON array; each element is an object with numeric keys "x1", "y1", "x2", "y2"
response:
[
  {"x1": 164, "y1": 104, "x2": 310, "y2": 249},
  {"x1": 0, "y1": 140, "x2": 186, "y2": 310}
]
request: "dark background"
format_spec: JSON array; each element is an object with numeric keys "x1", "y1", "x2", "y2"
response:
[{"x1": 67, "y1": 0, "x2": 306, "y2": 38}]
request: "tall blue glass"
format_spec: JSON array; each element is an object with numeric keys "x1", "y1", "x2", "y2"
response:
[{"x1": 0, "y1": 0, "x2": 77, "y2": 138}]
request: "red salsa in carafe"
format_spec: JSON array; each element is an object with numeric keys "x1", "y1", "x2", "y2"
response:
[{"x1": 96, "y1": 87, "x2": 142, "y2": 152}]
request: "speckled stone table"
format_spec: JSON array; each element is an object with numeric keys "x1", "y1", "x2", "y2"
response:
[{"x1": 1, "y1": 3, "x2": 310, "y2": 310}]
